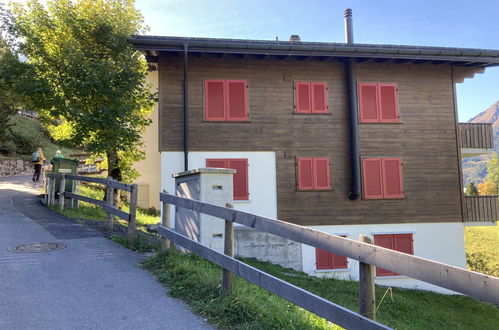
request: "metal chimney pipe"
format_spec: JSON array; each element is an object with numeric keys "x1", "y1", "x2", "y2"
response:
[
  {"x1": 344, "y1": 8, "x2": 354, "y2": 44},
  {"x1": 343, "y1": 8, "x2": 361, "y2": 200}
]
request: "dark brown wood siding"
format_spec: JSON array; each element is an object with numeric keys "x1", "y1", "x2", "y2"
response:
[{"x1": 158, "y1": 53, "x2": 463, "y2": 226}]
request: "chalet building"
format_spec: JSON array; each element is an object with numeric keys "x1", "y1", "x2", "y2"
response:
[{"x1": 130, "y1": 12, "x2": 499, "y2": 292}]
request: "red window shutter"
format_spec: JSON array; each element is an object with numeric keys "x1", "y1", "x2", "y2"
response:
[
  {"x1": 379, "y1": 84, "x2": 398, "y2": 122},
  {"x1": 295, "y1": 82, "x2": 311, "y2": 113},
  {"x1": 315, "y1": 235, "x2": 348, "y2": 270},
  {"x1": 362, "y1": 158, "x2": 383, "y2": 199},
  {"x1": 206, "y1": 159, "x2": 227, "y2": 169},
  {"x1": 358, "y1": 83, "x2": 379, "y2": 122},
  {"x1": 374, "y1": 235, "x2": 396, "y2": 276},
  {"x1": 311, "y1": 82, "x2": 328, "y2": 113},
  {"x1": 205, "y1": 80, "x2": 225, "y2": 121},
  {"x1": 313, "y1": 158, "x2": 331, "y2": 190},
  {"x1": 394, "y1": 234, "x2": 413, "y2": 255},
  {"x1": 382, "y1": 158, "x2": 404, "y2": 199},
  {"x1": 297, "y1": 158, "x2": 314, "y2": 190},
  {"x1": 227, "y1": 80, "x2": 248, "y2": 121},
  {"x1": 315, "y1": 248, "x2": 333, "y2": 270},
  {"x1": 227, "y1": 159, "x2": 249, "y2": 200}
]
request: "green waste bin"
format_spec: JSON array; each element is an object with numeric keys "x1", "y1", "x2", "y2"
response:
[{"x1": 50, "y1": 158, "x2": 79, "y2": 193}]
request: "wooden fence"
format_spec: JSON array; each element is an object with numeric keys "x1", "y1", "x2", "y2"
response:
[
  {"x1": 45, "y1": 173, "x2": 138, "y2": 240},
  {"x1": 158, "y1": 192, "x2": 499, "y2": 329},
  {"x1": 459, "y1": 123, "x2": 494, "y2": 149},
  {"x1": 463, "y1": 195, "x2": 499, "y2": 223}
]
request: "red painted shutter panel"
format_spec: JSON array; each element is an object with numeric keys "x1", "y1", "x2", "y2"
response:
[
  {"x1": 382, "y1": 158, "x2": 404, "y2": 198},
  {"x1": 379, "y1": 84, "x2": 398, "y2": 122},
  {"x1": 311, "y1": 82, "x2": 328, "y2": 113},
  {"x1": 206, "y1": 159, "x2": 227, "y2": 169},
  {"x1": 362, "y1": 158, "x2": 383, "y2": 199},
  {"x1": 374, "y1": 235, "x2": 396, "y2": 276},
  {"x1": 315, "y1": 248, "x2": 333, "y2": 269},
  {"x1": 228, "y1": 159, "x2": 249, "y2": 200},
  {"x1": 227, "y1": 80, "x2": 248, "y2": 121},
  {"x1": 313, "y1": 158, "x2": 331, "y2": 190},
  {"x1": 297, "y1": 158, "x2": 314, "y2": 190},
  {"x1": 394, "y1": 234, "x2": 413, "y2": 255},
  {"x1": 205, "y1": 80, "x2": 225, "y2": 120},
  {"x1": 295, "y1": 82, "x2": 311, "y2": 113},
  {"x1": 359, "y1": 83, "x2": 379, "y2": 122}
]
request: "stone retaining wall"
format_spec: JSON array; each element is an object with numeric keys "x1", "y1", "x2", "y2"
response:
[{"x1": 0, "y1": 159, "x2": 33, "y2": 177}]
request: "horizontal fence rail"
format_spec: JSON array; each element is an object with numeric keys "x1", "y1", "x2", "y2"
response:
[
  {"x1": 160, "y1": 192, "x2": 499, "y2": 306},
  {"x1": 45, "y1": 173, "x2": 137, "y2": 239},
  {"x1": 158, "y1": 225, "x2": 390, "y2": 330},
  {"x1": 459, "y1": 123, "x2": 494, "y2": 149},
  {"x1": 463, "y1": 195, "x2": 499, "y2": 223}
]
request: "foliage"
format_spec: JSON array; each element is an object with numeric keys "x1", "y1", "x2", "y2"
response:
[
  {"x1": 143, "y1": 251, "x2": 499, "y2": 330},
  {"x1": 465, "y1": 221, "x2": 499, "y2": 277},
  {"x1": 464, "y1": 182, "x2": 478, "y2": 195},
  {"x1": 11, "y1": 0, "x2": 155, "y2": 182},
  {"x1": 477, "y1": 181, "x2": 498, "y2": 196},
  {"x1": 484, "y1": 152, "x2": 499, "y2": 194},
  {"x1": 111, "y1": 235, "x2": 158, "y2": 253}
]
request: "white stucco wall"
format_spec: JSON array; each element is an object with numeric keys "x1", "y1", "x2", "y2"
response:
[
  {"x1": 301, "y1": 222, "x2": 467, "y2": 294},
  {"x1": 161, "y1": 151, "x2": 277, "y2": 227}
]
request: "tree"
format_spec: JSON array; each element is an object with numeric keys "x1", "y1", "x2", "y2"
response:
[
  {"x1": 11, "y1": 0, "x2": 154, "y2": 182},
  {"x1": 477, "y1": 181, "x2": 497, "y2": 196},
  {"x1": 485, "y1": 153, "x2": 499, "y2": 194},
  {"x1": 465, "y1": 182, "x2": 478, "y2": 196}
]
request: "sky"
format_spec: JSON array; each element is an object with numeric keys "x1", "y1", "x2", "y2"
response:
[{"x1": 135, "y1": 0, "x2": 499, "y2": 122}]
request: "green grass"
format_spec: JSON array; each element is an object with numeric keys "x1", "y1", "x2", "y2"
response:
[
  {"x1": 53, "y1": 184, "x2": 160, "y2": 228},
  {"x1": 0, "y1": 116, "x2": 83, "y2": 159},
  {"x1": 465, "y1": 222, "x2": 499, "y2": 277},
  {"x1": 144, "y1": 251, "x2": 499, "y2": 330}
]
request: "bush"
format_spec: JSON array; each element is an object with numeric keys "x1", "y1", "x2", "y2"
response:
[{"x1": 0, "y1": 116, "x2": 46, "y2": 155}]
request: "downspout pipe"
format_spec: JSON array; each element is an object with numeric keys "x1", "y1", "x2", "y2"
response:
[
  {"x1": 183, "y1": 44, "x2": 189, "y2": 171},
  {"x1": 344, "y1": 8, "x2": 361, "y2": 200}
]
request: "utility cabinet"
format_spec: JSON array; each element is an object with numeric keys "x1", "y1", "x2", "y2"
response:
[{"x1": 173, "y1": 168, "x2": 235, "y2": 253}]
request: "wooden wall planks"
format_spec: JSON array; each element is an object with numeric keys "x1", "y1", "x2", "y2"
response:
[{"x1": 158, "y1": 54, "x2": 463, "y2": 226}]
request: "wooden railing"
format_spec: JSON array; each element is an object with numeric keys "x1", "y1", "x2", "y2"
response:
[
  {"x1": 158, "y1": 192, "x2": 499, "y2": 330},
  {"x1": 45, "y1": 173, "x2": 138, "y2": 240},
  {"x1": 459, "y1": 123, "x2": 494, "y2": 149},
  {"x1": 464, "y1": 195, "x2": 499, "y2": 223}
]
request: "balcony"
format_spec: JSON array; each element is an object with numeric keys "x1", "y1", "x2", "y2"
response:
[
  {"x1": 459, "y1": 123, "x2": 494, "y2": 158},
  {"x1": 463, "y1": 195, "x2": 499, "y2": 225}
]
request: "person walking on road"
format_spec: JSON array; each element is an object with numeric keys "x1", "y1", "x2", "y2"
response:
[{"x1": 32, "y1": 147, "x2": 46, "y2": 182}]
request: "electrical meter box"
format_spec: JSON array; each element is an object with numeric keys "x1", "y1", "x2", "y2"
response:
[{"x1": 173, "y1": 168, "x2": 235, "y2": 253}]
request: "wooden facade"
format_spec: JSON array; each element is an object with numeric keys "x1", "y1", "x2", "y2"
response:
[{"x1": 156, "y1": 53, "x2": 467, "y2": 226}]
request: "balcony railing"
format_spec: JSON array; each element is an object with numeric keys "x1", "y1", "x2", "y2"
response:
[
  {"x1": 459, "y1": 123, "x2": 494, "y2": 149},
  {"x1": 463, "y1": 195, "x2": 499, "y2": 224}
]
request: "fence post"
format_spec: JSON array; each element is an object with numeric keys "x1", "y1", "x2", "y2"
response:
[
  {"x1": 58, "y1": 174, "x2": 66, "y2": 210},
  {"x1": 44, "y1": 175, "x2": 50, "y2": 205},
  {"x1": 222, "y1": 203, "x2": 234, "y2": 294},
  {"x1": 161, "y1": 192, "x2": 171, "y2": 252},
  {"x1": 127, "y1": 183, "x2": 138, "y2": 241},
  {"x1": 105, "y1": 177, "x2": 114, "y2": 230},
  {"x1": 70, "y1": 178, "x2": 76, "y2": 208},
  {"x1": 50, "y1": 174, "x2": 57, "y2": 206},
  {"x1": 359, "y1": 235, "x2": 376, "y2": 320}
]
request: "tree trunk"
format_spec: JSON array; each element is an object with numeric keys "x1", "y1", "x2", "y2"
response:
[{"x1": 107, "y1": 150, "x2": 122, "y2": 208}]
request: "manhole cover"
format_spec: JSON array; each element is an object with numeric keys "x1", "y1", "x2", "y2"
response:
[{"x1": 8, "y1": 242, "x2": 67, "y2": 253}]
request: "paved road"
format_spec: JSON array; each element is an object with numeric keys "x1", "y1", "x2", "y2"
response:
[{"x1": 0, "y1": 176, "x2": 212, "y2": 330}]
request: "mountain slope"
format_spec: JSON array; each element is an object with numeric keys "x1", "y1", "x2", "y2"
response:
[{"x1": 462, "y1": 101, "x2": 499, "y2": 185}]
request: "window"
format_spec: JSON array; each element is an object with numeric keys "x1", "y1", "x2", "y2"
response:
[
  {"x1": 297, "y1": 157, "x2": 331, "y2": 190},
  {"x1": 374, "y1": 234, "x2": 413, "y2": 276},
  {"x1": 204, "y1": 80, "x2": 248, "y2": 121},
  {"x1": 316, "y1": 235, "x2": 348, "y2": 270},
  {"x1": 206, "y1": 158, "x2": 249, "y2": 200},
  {"x1": 295, "y1": 82, "x2": 328, "y2": 113},
  {"x1": 362, "y1": 158, "x2": 404, "y2": 199},
  {"x1": 358, "y1": 83, "x2": 398, "y2": 123}
]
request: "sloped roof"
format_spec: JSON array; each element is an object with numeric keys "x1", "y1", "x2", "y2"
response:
[{"x1": 130, "y1": 35, "x2": 499, "y2": 67}]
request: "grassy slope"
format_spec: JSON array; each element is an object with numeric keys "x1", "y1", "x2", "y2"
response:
[
  {"x1": 1, "y1": 116, "x2": 82, "y2": 160},
  {"x1": 464, "y1": 222, "x2": 499, "y2": 277},
  {"x1": 144, "y1": 251, "x2": 499, "y2": 330}
]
